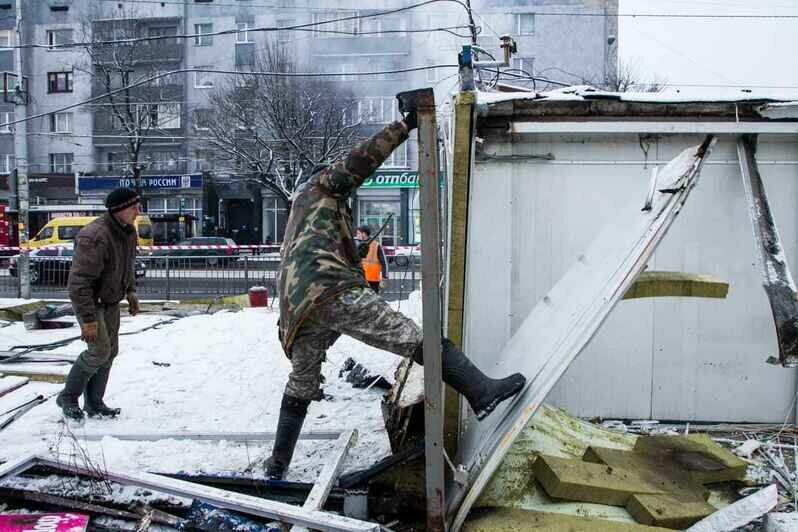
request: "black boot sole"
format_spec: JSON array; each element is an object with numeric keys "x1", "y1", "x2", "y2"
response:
[
  {"x1": 85, "y1": 410, "x2": 121, "y2": 419},
  {"x1": 474, "y1": 376, "x2": 526, "y2": 421}
]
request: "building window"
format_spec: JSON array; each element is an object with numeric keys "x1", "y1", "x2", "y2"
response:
[
  {"x1": 195, "y1": 68, "x2": 214, "y2": 88},
  {"x1": 47, "y1": 72, "x2": 73, "y2": 93},
  {"x1": 276, "y1": 19, "x2": 294, "y2": 43},
  {"x1": 193, "y1": 109, "x2": 212, "y2": 130},
  {"x1": 50, "y1": 153, "x2": 74, "y2": 173},
  {"x1": 147, "y1": 25, "x2": 178, "y2": 45},
  {"x1": 50, "y1": 112, "x2": 73, "y2": 133},
  {"x1": 46, "y1": 29, "x2": 73, "y2": 49},
  {"x1": 194, "y1": 150, "x2": 212, "y2": 172},
  {"x1": 0, "y1": 30, "x2": 12, "y2": 48},
  {"x1": 312, "y1": 11, "x2": 358, "y2": 37},
  {"x1": 382, "y1": 142, "x2": 407, "y2": 168},
  {"x1": 0, "y1": 111, "x2": 12, "y2": 133},
  {"x1": 236, "y1": 22, "x2": 251, "y2": 43},
  {"x1": 106, "y1": 152, "x2": 117, "y2": 172},
  {"x1": 148, "y1": 151, "x2": 181, "y2": 171},
  {"x1": 361, "y1": 97, "x2": 396, "y2": 124},
  {"x1": 426, "y1": 63, "x2": 438, "y2": 83},
  {"x1": 361, "y1": 15, "x2": 404, "y2": 37},
  {"x1": 194, "y1": 23, "x2": 213, "y2": 46},
  {"x1": 262, "y1": 196, "x2": 288, "y2": 244},
  {"x1": 0, "y1": 154, "x2": 11, "y2": 174},
  {"x1": 516, "y1": 13, "x2": 535, "y2": 35},
  {"x1": 511, "y1": 57, "x2": 535, "y2": 80},
  {"x1": 155, "y1": 103, "x2": 181, "y2": 129}
]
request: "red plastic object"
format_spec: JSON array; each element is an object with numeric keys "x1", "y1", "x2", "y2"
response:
[{"x1": 248, "y1": 287, "x2": 268, "y2": 307}]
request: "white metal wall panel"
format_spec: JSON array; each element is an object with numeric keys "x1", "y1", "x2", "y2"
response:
[{"x1": 464, "y1": 133, "x2": 798, "y2": 422}]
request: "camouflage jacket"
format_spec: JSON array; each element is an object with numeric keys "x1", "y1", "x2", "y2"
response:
[{"x1": 278, "y1": 121, "x2": 409, "y2": 354}]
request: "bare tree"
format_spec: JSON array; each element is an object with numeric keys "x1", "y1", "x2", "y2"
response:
[
  {"x1": 76, "y1": 3, "x2": 184, "y2": 203},
  {"x1": 198, "y1": 40, "x2": 361, "y2": 210},
  {"x1": 601, "y1": 60, "x2": 666, "y2": 93}
]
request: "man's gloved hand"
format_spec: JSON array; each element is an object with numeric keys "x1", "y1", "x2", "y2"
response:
[
  {"x1": 402, "y1": 110, "x2": 418, "y2": 131},
  {"x1": 81, "y1": 321, "x2": 99, "y2": 343},
  {"x1": 127, "y1": 291, "x2": 140, "y2": 316}
]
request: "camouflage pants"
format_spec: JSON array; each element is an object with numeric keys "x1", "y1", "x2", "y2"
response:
[
  {"x1": 75, "y1": 304, "x2": 120, "y2": 373},
  {"x1": 285, "y1": 286, "x2": 422, "y2": 401}
]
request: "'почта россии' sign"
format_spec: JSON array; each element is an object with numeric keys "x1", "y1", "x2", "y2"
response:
[{"x1": 362, "y1": 171, "x2": 418, "y2": 188}]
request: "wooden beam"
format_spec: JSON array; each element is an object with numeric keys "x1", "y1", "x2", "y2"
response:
[
  {"x1": 622, "y1": 271, "x2": 729, "y2": 300},
  {"x1": 0, "y1": 364, "x2": 68, "y2": 383},
  {"x1": 444, "y1": 91, "x2": 476, "y2": 455}
]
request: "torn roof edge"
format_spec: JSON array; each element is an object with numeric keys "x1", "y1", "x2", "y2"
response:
[{"x1": 475, "y1": 85, "x2": 798, "y2": 109}]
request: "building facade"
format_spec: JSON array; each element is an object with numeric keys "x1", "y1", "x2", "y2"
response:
[{"x1": 3, "y1": 0, "x2": 617, "y2": 245}]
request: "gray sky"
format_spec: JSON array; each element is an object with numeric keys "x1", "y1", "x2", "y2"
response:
[{"x1": 619, "y1": 0, "x2": 798, "y2": 95}]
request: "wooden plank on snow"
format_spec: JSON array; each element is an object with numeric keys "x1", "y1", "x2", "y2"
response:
[{"x1": 0, "y1": 376, "x2": 29, "y2": 398}]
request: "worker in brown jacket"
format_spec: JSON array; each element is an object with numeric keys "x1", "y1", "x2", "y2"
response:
[{"x1": 57, "y1": 187, "x2": 141, "y2": 423}]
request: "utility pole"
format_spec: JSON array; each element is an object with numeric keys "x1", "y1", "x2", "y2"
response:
[{"x1": 13, "y1": 0, "x2": 30, "y2": 298}]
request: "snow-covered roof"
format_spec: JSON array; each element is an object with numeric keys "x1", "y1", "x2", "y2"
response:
[{"x1": 477, "y1": 85, "x2": 798, "y2": 107}]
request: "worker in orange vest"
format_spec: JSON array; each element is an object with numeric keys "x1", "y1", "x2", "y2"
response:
[{"x1": 356, "y1": 225, "x2": 389, "y2": 293}]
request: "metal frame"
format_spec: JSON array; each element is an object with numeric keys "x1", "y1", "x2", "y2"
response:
[
  {"x1": 417, "y1": 88, "x2": 447, "y2": 531},
  {"x1": 292, "y1": 430, "x2": 358, "y2": 532},
  {"x1": 737, "y1": 135, "x2": 798, "y2": 367},
  {"x1": 447, "y1": 137, "x2": 716, "y2": 530},
  {"x1": 0, "y1": 452, "x2": 379, "y2": 532},
  {"x1": 509, "y1": 121, "x2": 798, "y2": 134},
  {"x1": 76, "y1": 430, "x2": 342, "y2": 442}
]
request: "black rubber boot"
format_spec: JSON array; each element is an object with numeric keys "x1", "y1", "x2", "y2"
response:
[
  {"x1": 414, "y1": 338, "x2": 526, "y2": 421},
  {"x1": 56, "y1": 364, "x2": 94, "y2": 423},
  {"x1": 84, "y1": 366, "x2": 121, "y2": 418},
  {"x1": 265, "y1": 395, "x2": 311, "y2": 480}
]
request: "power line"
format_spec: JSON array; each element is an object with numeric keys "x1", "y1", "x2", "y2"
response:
[
  {"x1": 0, "y1": 65, "x2": 459, "y2": 129},
  {"x1": 17, "y1": 0, "x2": 471, "y2": 50},
  {"x1": 100, "y1": 0, "x2": 798, "y2": 17}
]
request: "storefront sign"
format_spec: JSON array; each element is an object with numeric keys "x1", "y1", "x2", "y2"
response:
[
  {"x1": 363, "y1": 171, "x2": 419, "y2": 188},
  {"x1": 78, "y1": 174, "x2": 203, "y2": 192}
]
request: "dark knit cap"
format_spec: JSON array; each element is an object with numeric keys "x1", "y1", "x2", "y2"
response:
[{"x1": 105, "y1": 187, "x2": 140, "y2": 213}]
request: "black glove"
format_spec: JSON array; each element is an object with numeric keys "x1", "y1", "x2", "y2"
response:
[{"x1": 402, "y1": 110, "x2": 418, "y2": 131}]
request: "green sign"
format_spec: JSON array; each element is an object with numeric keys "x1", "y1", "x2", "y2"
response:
[{"x1": 363, "y1": 171, "x2": 419, "y2": 188}]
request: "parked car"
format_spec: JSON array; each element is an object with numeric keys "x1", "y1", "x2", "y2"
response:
[
  {"x1": 9, "y1": 244, "x2": 146, "y2": 285},
  {"x1": 150, "y1": 237, "x2": 239, "y2": 266},
  {"x1": 389, "y1": 244, "x2": 422, "y2": 267}
]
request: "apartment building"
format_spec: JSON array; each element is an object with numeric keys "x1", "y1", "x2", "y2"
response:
[{"x1": 4, "y1": 0, "x2": 617, "y2": 245}]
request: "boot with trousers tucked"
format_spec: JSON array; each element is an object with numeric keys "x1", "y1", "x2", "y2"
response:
[
  {"x1": 265, "y1": 394, "x2": 311, "y2": 480},
  {"x1": 413, "y1": 338, "x2": 526, "y2": 421},
  {"x1": 84, "y1": 365, "x2": 121, "y2": 418},
  {"x1": 56, "y1": 363, "x2": 94, "y2": 422}
]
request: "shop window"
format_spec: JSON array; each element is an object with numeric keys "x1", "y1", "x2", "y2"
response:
[{"x1": 358, "y1": 199, "x2": 400, "y2": 247}]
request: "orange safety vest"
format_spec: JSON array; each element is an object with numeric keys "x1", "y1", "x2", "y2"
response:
[{"x1": 362, "y1": 240, "x2": 382, "y2": 282}]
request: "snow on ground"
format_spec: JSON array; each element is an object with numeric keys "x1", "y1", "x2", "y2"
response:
[{"x1": 0, "y1": 292, "x2": 422, "y2": 484}]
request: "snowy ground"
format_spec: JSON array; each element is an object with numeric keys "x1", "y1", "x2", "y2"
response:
[{"x1": 0, "y1": 293, "x2": 422, "y2": 484}]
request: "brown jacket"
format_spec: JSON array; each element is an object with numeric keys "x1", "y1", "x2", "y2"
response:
[{"x1": 68, "y1": 212, "x2": 137, "y2": 322}]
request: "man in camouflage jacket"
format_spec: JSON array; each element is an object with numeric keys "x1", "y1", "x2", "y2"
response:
[{"x1": 267, "y1": 109, "x2": 525, "y2": 480}]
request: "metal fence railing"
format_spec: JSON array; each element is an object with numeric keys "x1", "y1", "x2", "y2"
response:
[{"x1": 0, "y1": 254, "x2": 421, "y2": 302}]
